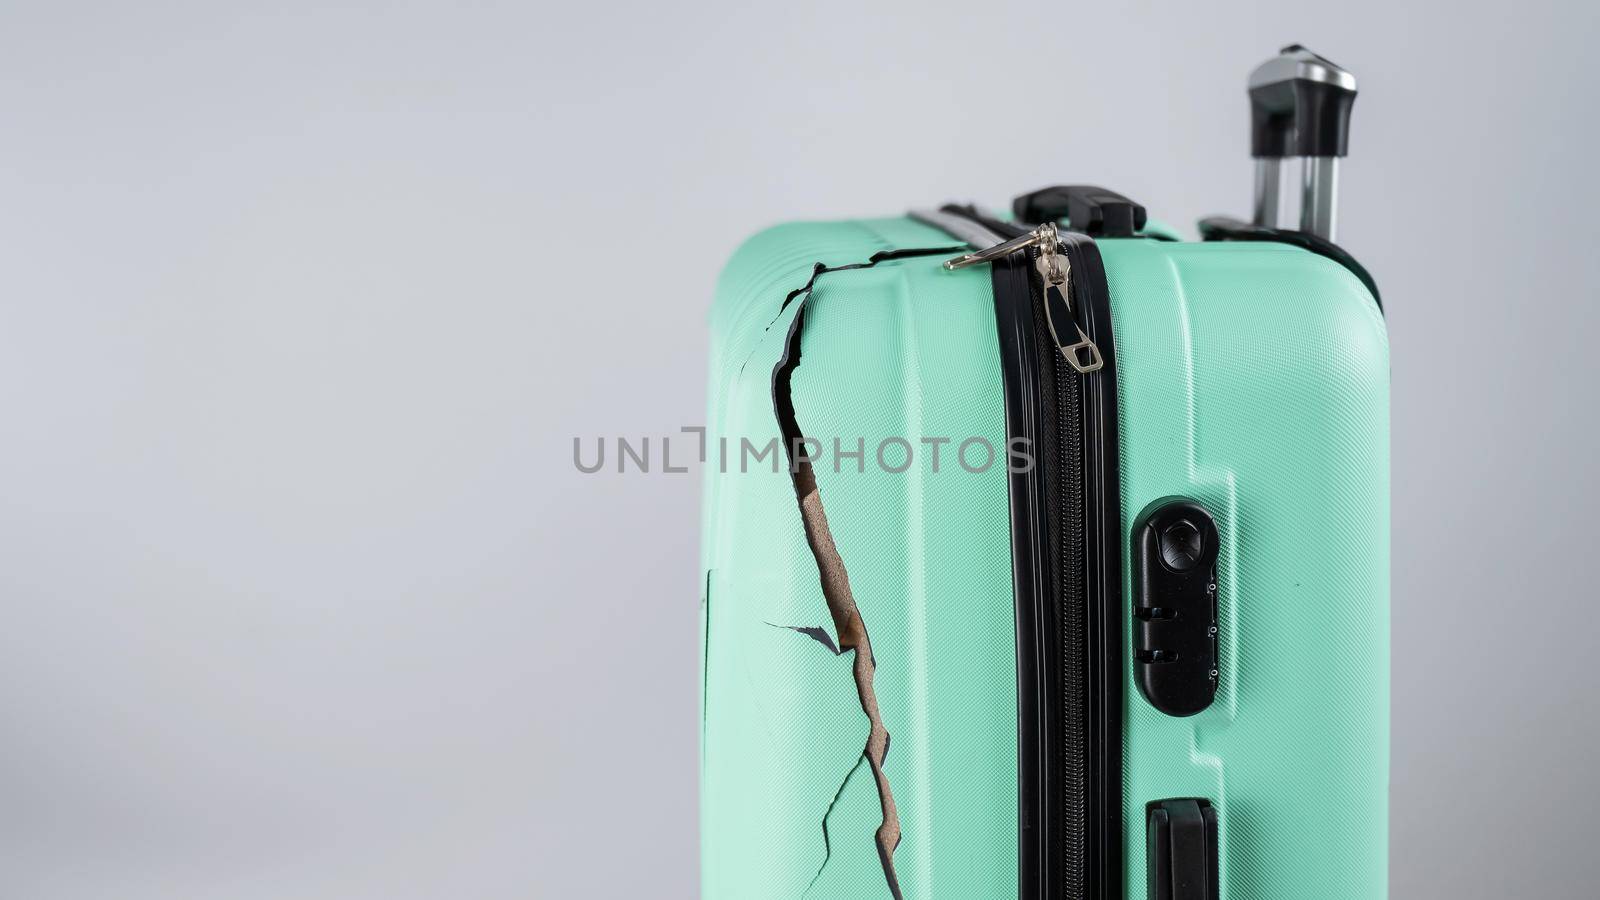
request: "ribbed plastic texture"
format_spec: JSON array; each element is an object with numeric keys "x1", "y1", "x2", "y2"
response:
[
  {"x1": 1102, "y1": 239, "x2": 1389, "y2": 899},
  {"x1": 701, "y1": 217, "x2": 1019, "y2": 899},
  {"x1": 701, "y1": 218, "x2": 1389, "y2": 899}
]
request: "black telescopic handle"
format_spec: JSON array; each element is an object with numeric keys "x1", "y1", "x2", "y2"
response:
[{"x1": 1249, "y1": 44, "x2": 1358, "y2": 158}]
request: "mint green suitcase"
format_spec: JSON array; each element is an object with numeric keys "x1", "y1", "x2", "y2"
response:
[{"x1": 701, "y1": 47, "x2": 1387, "y2": 899}]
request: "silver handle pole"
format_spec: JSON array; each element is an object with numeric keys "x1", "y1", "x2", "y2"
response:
[
  {"x1": 1253, "y1": 158, "x2": 1282, "y2": 228},
  {"x1": 1301, "y1": 156, "x2": 1339, "y2": 241}
]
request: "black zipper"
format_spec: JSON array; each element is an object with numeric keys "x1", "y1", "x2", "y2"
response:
[{"x1": 928, "y1": 206, "x2": 1123, "y2": 900}]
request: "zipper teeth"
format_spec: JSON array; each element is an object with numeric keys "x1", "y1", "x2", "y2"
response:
[
  {"x1": 1026, "y1": 245, "x2": 1088, "y2": 896},
  {"x1": 918, "y1": 207, "x2": 1107, "y2": 898}
]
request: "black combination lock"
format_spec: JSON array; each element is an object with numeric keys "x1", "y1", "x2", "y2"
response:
[{"x1": 1132, "y1": 498, "x2": 1220, "y2": 717}]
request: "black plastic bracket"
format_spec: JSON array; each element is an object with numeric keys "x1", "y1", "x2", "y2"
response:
[
  {"x1": 1147, "y1": 798, "x2": 1219, "y2": 900},
  {"x1": 1012, "y1": 185, "x2": 1149, "y2": 237},
  {"x1": 1249, "y1": 44, "x2": 1357, "y2": 159}
]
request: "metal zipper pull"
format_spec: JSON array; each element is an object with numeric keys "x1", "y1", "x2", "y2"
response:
[
  {"x1": 941, "y1": 220, "x2": 1103, "y2": 373},
  {"x1": 1037, "y1": 238, "x2": 1104, "y2": 374},
  {"x1": 942, "y1": 223, "x2": 1055, "y2": 270}
]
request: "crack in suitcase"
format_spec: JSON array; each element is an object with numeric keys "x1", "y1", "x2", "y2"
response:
[{"x1": 766, "y1": 246, "x2": 962, "y2": 900}]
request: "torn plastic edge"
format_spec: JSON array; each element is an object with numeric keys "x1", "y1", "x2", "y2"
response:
[
  {"x1": 768, "y1": 621, "x2": 842, "y2": 656},
  {"x1": 805, "y1": 752, "x2": 868, "y2": 897},
  {"x1": 736, "y1": 246, "x2": 966, "y2": 378},
  {"x1": 701, "y1": 569, "x2": 711, "y2": 744}
]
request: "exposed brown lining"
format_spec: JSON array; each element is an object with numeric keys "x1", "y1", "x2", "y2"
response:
[
  {"x1": 767, "y1": 249, "x2": 953, "y2": 899},
  {"x1": 787, "y1": 458, "x2": 900, "y2": 898}
]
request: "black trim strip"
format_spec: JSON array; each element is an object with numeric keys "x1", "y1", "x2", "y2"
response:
[
  {"x1": 1068, "y1": 232, "x2": 1124, "y2": 900},
  {"x1": 1198, "y1": 215, "x2": 1382, "y2": 311},
  {"x1": 931, "y1": 207, "x2": 1123, "y2": 899},
  {"x1": 989, "y1": 248, "x2": 1054, "y2": 898}
]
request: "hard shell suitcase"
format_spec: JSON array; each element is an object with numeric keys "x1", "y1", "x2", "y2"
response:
[{"x1": 700, "y1": 47, "x2": 1387, "y2": 899}]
